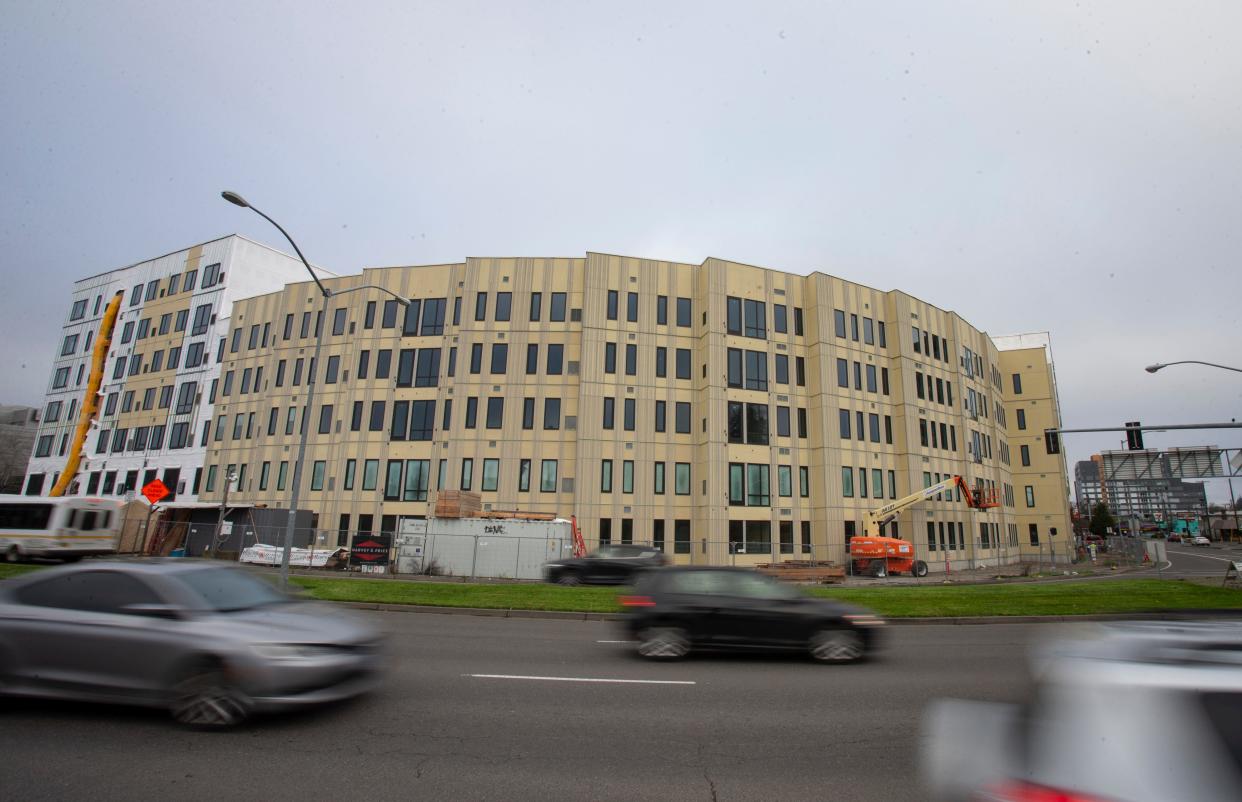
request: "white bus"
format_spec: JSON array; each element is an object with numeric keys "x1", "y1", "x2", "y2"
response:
[{"x1": 0, "y1": 496, "x2": 122, "y2": 562}]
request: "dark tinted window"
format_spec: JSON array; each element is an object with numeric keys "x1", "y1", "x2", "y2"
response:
[{"x1": 16, "y1": 570, "x2": 161, "y2": 614}]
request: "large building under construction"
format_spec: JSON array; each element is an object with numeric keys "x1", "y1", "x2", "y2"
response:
[{"x1": 180, "y1": 251, "x2": 1074, "y2": 569}]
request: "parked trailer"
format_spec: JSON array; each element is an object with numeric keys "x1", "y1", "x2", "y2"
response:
[{"x1": 394, "y1": 517, "x2": 575, "y2": 580}]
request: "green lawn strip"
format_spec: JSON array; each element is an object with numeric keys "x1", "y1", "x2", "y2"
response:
[
  {"x1": 0, "y1": 564, "x2": 44, "y2": 580},
  {"x1": 292, "y1": 575, "x2": 1242, "y2": 618},
  {"x1": 292, "y1": 576, "x2": 622, "y2": 613},
  {"x1": 809, "y1": 580, "x2": 1242, "y2": 618}
]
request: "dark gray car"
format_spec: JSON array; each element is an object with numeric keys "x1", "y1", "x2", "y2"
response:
[{"x1": 0, "y1": 559, "x2": 383, "y2": 728}]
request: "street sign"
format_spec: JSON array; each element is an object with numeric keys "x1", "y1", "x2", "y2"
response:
[{"x1": 141, "y1": 478, "x2": 170, "y2": 505}]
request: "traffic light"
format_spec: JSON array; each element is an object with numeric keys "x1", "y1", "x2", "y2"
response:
[
  {"x1": 1125, "y1": 421, "x2": 1144, "y2": 450},
  {"x1": 1044, "y1": 429, "x2": 1061, "y2": 455}
]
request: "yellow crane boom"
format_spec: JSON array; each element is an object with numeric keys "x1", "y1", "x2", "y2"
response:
[
  {"x1": 49, "y1": 292, "x2": 123, "y2": 497},
  {"x1": 864, "y1": 474, "x2": 996, "y2": 537}
]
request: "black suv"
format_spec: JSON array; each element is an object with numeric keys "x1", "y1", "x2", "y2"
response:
[
  {"x1": 543, "y1": 545, "x2": 667, "y2": 586},
  {"x1": 619, "y1": 566, "x2": 884, "y2": 663}
]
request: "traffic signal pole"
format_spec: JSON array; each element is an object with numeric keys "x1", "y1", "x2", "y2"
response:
[{"x1": 1044, "y1": 421, "x2": 1242, "y2": 454}]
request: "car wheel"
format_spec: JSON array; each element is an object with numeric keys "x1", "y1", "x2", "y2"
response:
[
  {"x1": 870, "y1": 561, "x2": 887, "y2": 578},
  {"x1": 169, "y1": 664, "x2": 249, "y2": 729},
  {"x1": 637, "y1": 627, "x2": 690, "y2": 660},
  {"x1": 809, "y1": 628, "x2": 865, "y2": 663},
  {"x1": 913, "y1": 560, "x2": 929, "y2": 578},
  {"x1": 555, "y1": 573, "x2": 581, "y2": 587}
]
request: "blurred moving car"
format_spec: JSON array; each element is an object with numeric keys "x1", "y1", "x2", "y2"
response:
[
  {"x1": 619, "y1": 566, "x2": 884, "y2": 663},
  {"x1": 0, "y1": 560, "x2": 383, "y2": 728},
  {"x1": 543, "y1": 544, "x2": 666, "y2": 586},
  {"x1": 921, "y1": 621, "x2": 1242, "y2": 801},
  {"x1": 1190, "y1": 535, "x2": 1212, "y2": 546}
]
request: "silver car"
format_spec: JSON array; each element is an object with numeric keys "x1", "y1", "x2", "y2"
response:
[
  {"x1": 0, "y1": 559, "x2": 383, "y2": 727},
  {"x1": 921, "y1": 621, "x2": 1242, "y2": 801}
]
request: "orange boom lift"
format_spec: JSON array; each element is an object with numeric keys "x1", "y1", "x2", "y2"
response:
[
  {"x1": 849, "y1": 475, "x2": 998, "y2": 577},
  {"x1": 48, "y1": 292, "x2": 124, "y2": 497}
]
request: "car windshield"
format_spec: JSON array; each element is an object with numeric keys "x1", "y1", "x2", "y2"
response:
[
  {"x1": 176, "y1": 567, "x2": 290, "y2": 612},
  {"x1": 729, "y1": 573, "x2": 803, "y2": 601}
]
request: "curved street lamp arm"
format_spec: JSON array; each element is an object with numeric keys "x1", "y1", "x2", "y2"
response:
[
  {"x1": 1147, "y1": 360, "x2": 1242, "y2": 374},
  {"x1": 336, "y1": 284, "x2": 410, "y2": 306},
  {"x1": 244, "y1": 203, "x2": 332, "y2": 299}
]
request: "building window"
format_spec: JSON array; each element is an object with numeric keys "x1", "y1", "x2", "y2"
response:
[
  {"x1": 1020, "y1": 444, "x2": 1030, "y2": 466},
  {"x1": 747, "y1": 464, "x2": 770, "y2": 506},
  {"x1": 1025, "y1": 486, "x2": 1035, "y2": 507},
  {"x1": 1029, "y1": 523, "x2": 1039, "y2": 546},
  {"x1": 653, "y1": 462, "x2": 666, "y2": 495},
  {"x1": 604, "y1": 343, "x2": 616, "y2": 374},
  {"x1": 474, "y1": 292, "x2": 487, "y2": 321},
  {"x1": 540, "y1": 460, "x2": 558, "y2": 492},
  {"x1": 460, "y1": 458, "x2": 474, "y2": 491},
  {"x1": 674, "y1": 520, "x2": 690, "y2": 554},
  {"x1": 601, "y1": 460, "x2": 614, "y2": 493},
  {"x1": 1016, "y1": 409, "x2": 1027, "y2": 430},
  {"x1": 656, "y1": 295, "x2": 668, "y2": 325},
  {"x1": 465, "y1": 397, "x2": 478, "y2": 429},
  {"x1": 529, "y1": 292, "x2": 542, "y2": 321},
  {"x1": 654, "y1": 400, "x2": 666, "y2": 433},
  {"x1": 676, "y1": 348, "x2": 691, "y2": 380},
  {"x1": 544, "y1": 398, "x2": 561, "y2": 430},
  {"x1": 519, "y1": 459, "x2": 531, "y2": 492},
  {"x1": 547, "y1": 344, "x2": 564, "y2": 375},
  {"x1": 1012, "y1": 373, "x2": 1023, "y2": 394},
  {"x1": 674, "y1": 463, "x2": 690, "y2": 495},
  {"x1": 550, "y1": 292, "x2": 566, "y2": 322},
  {"x1": 675, "y1": 402, "x2": 691, "y2": 434},
  {"x1": 495, "y1": 292, "x2": 511, "y2": 322},
  {"x1": 676, "y1": 298, "x2": 691, "y2": 328},
  {"x1": 842, "y1": 467, "x2": 854, "y2": 497},
  {"x1": 744, "y1": 351, "x2": 767, "y2": 390},
  {"x1": 481, "y1": 459, "x2": 499, "y2": 492}
]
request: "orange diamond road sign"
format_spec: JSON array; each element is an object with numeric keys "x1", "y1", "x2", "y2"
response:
[{"x1": 142, "y1": 479, "x2": 170, "y2": 505}]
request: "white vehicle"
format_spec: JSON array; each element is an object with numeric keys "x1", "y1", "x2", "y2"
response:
[
  {"x1": 1190, "y1": 535, "x2": 1212, "y2": 546},
  {"x1": 0, "y1": 496, "x2": 122, "y2": 562},
  {"x1": 922, "y1": 622, "x2": 1242, "y2": 801}
]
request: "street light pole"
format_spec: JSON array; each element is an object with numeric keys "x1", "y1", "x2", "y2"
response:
[{"x1": 221, "y1": 191, "x2": 408, "y2": 591}]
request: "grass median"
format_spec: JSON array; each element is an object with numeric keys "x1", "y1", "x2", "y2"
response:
[
  {"x1": 291, "y1": 575, "x2": 1242, "y2": 618},
  {"x1": 3, "y1": 563, "x2": 1239, "y2": 617}
]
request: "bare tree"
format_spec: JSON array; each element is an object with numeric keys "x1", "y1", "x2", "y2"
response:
[{"x1": 0, "y1": 432, "x2": 33, "y2": 494}]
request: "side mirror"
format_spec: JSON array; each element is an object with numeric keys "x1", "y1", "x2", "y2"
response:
[{"x1": 121, "y1": 603, "x2": 185, "y2": 620}]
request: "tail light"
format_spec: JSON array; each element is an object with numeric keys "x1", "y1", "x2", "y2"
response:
[
  {"x1": 619, "y1": 595, "x2": 656, "y2": 607},
  {"x1": 981, "y1": 781, "x2": 1114, "y2": 802}
]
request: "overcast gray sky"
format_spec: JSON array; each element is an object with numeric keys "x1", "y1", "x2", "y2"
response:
[{"x1": 3, "y1": 1, "x2": 1240, "y2": 501}]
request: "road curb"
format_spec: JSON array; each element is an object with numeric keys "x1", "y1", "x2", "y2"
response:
[{"x1": 336, "y1": 601, "x2": 1242, "y2": 625}]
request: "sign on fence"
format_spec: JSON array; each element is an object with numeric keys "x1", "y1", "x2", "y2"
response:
[{"x1": 349, "y1": 533, "x2": 392, "y2": 568}]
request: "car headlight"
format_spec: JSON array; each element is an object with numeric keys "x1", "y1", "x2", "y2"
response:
[{"x1": 251, "y1": 644, "x2": 341, "y2": 660}]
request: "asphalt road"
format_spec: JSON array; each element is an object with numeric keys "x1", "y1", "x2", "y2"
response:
[
  {"x1": 0, "y1": 611, "x2": 1047, "y2": 802},
  {"x1": 1164, "y1": 543, "x2": 1242, "y2": 579}
]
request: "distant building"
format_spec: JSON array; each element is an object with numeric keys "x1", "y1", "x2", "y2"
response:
[
  {"x1": 1074, "y1": 454, "x2": 1208, "y2": 520},
  {"x1": 0, "y1": 405, "x2": 39, "y2": 494},
  {"x1": 23, "y1": 236, "x2": 330, "y2": 501}
]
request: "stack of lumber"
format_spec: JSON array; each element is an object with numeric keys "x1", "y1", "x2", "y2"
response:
[
  {"x1": 434, "y1": 490, "x2": 482, "y2": 518},
  {"x1": 475, "y1": 510, "x2": 557, "y2": 521},
  {"x1": 756, "y1": 561, "x2": 846, "y2": 583}
]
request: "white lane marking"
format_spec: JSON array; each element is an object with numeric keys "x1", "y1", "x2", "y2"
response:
[
  {"x1": 596, "y1": 640, "x2": 635, "y2": 644},
  {"x1": 466, "y1": 674, "x2": 695, "y2": 685},
  {"x1": 1167, "y1": 549, "x2": 1238, "y2": 564}
]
